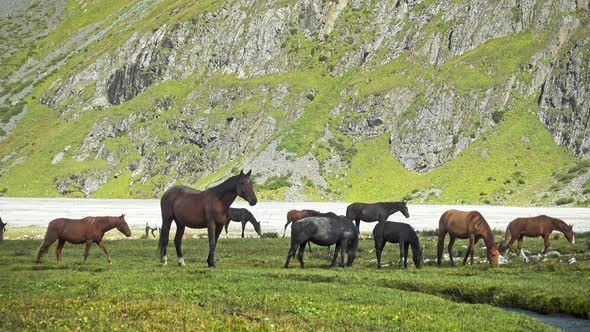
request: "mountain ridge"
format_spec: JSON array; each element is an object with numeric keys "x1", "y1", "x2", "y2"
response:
[{"x1": 0, "y1": 0, "x2": 589, "y2": 206}]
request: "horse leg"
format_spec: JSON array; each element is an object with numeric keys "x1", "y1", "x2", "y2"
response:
[
  {"x1": 330, "y1": 242, "x2": 341, "y2": 268},
  {"x1": 159, "y1": 218, "x2": 173, "y2": 265},
  {"x1": 542, "y1": 234, "x2": 550, "y2": 254},
  {"x1": 206, "y1": 223, "x2": 217, "y2": 268},
  {"x1": 355, "y1": 219, "x2": 361, "y2": 235},
  {"x1": 375, "y1": 238, "x2": 385, "y2": 269},
  {"x1": 297, "y1": 242, "x2": 307, "y2": 268},
  {"x1": 447, "y1": 236, "x2": 456, "y2": 266},
  {"x1": 56, "y1": 238, "x2": 66, "y2": 265},
  {"x1": 505, "y1": 235, "x2": 517, "y2": 254},
  {"x1": 284, "y1": 241, "x2": 298, "y2": 268},
  {"x1": 517, "y1": 235, "x2": 524, "y2": 253},
  {"x1": 463, "y1": 235, "x2": 475, "y2": 266},
  {"x1": 241, "y1": 221, "x2": 246, "y2": 238},
  {"x1": 224, "y1": 223, "x2": 229, "y2": 236},
  {"x1": 399, "y1": 241, "x2": 405, "y2": 269},
  {"x1": 83, "y1": 241, "x2": 92, "y2": 262},
  {"x1": 339, "y1": 240, "x2": 346, "y2": 267},
  {"x1": 307, "y1": 241, "x2": 313, "y2": 253},
  {"x1": 436, "y1": 231, "x2": 446, "y2": 266},
  {"x1": 97, "y1": 241, "x2": 112, "y2": 264},
  {"x1": 404, "y1": 242, "x2": 410, "y2": 269},
  {"x1": 174, "y1": 225, "x2": 186, "y2": 267},
  {"x1": 36, "y1": 234, "x2": 57, "y2": 263}
]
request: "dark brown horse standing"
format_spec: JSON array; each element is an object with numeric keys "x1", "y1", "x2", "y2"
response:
[
  {"x1": 0, "y1": 217, "x2": 6, "y2": 241},
  {"x1": 36, "y1": 214, "x2": 131, "y2": 264},
  {"x1": 436, "y1": 209, "x2": 499, "y2": 268},
  {"x1": 499, "y1": 215, "x2": 575, "y2": 254},
  {"x1": 159, "y1": 170, "x2": 257, "y2": 268},
  {"x1": 346, "y1": 201, "x2": 409, "y2": 233}
]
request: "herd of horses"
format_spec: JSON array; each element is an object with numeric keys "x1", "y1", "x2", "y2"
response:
[{"x1": 28, "y1": 171, "x2": 576, "y2": 269}]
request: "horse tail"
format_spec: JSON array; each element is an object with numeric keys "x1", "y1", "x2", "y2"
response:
[
  {"x1": 345, "y1": 204, "x2": 355, "y2": 220},
  {"x1": 498, "y1": 221, "x2": 512, "y2": 251}
]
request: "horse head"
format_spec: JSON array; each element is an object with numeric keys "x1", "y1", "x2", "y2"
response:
[
  {"x1": 399, "y1": 201, "x2": 410, "y2": 218},
  {"x1": 564, "y1": 223, "x2": 575, "y2": 245},
  {"x1": 346, "y1": 230, "x2": 359, "y2": 266},
  {"x1": 116, "y1": 214, "x2": 132, "y2": 237},
  {"x1": 252, "y1": 221, "x2": 262, "y2": 236},
  {"x1": 413, "y1": 245, "x2": 424, "y2": 269},
  {"x1": 237, "y1": 170, "x2": 257, "y2": 206},
  {"x1": 487, "y1": 246, "x2": 500, "y2": 268}
]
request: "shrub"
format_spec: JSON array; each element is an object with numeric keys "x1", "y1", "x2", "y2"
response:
[{"x1": 555, "y1": 197, "x2": 574, "y2": 205}]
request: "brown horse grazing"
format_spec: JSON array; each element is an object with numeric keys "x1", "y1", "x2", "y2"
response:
[
  {"x1": 0, "y1": 217, "x2": 6, "y2": 240},
  {"x1": 35, "y1": 214, "x2": 131, "y2": 265},
  {"x1": 437, "y1": 209, "x2": 499, "y2": 268},
  {"x1": 159, "y1": 170, "x2": 257, "y2": 268},
  {"x1": 499, "y1": 215, "x2": 575, "y2": 254}
]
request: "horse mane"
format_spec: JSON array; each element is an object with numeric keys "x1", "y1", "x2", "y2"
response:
[
  {"x1": 209, "y1": 174, "x2": 239, "y2": 196},
  {"x1": 473, "y1": 213, "x2": 496, "y2": 249},
  {"x1": 548, "y1": 216, "x2": 569, "y2": 230},
  {"x1": 381, "y1": 201, "x2": 404, "y2": 211}
]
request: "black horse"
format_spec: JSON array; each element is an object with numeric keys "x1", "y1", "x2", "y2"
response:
[
  {"x1": 284, "y1": 215, "x2": 358, "y2": 269},
  {"x1": 159, "y1": 170, "x2": 257, "y2": 268},
  {"x1": 373, "y1": 221, "x2": 423, "y2": 269},
  {"x1": 346, "y1": 201, "x2": 409, "y2": 233},
  {"x1": 224, "y1": 207, "x2": 262, "y2": 238},
  {"x1": 0, "y1": 217, "x2": 6, "y2": 241}
]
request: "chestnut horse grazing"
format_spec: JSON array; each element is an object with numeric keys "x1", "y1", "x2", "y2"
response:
[
  {"x1": 437, "y1": 209, "x2": 499, "y2": 268},
  {"x1": 159, "y1": 170, "x2": 257, "y2": 268},
  {"x1": 499, "y1": 215, "x2": 574, "y2": 254},
  {"x1": 35, "y1": 214, "x2": 131, "y2": 265}
]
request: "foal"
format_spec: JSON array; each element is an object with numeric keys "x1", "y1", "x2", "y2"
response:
[{"x1": 36, "y1": 214, "x2": 131, "y2": 264}]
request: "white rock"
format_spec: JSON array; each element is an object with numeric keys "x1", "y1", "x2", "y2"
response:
[
  {"x1": 520, "y1": 250, "x2": 530, "y2": 263},
  {"x1": 499, "y1": 255, "x2": 509, "y2": 265},
  {"x1": 544, "y1": 250, "x2": 562, "y2": 257},
  {"x1": 568, "y1": 257, "x2": 576, "y2": 265}
]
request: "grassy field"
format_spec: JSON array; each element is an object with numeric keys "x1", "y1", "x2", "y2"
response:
[{"x1": 1, "y1": 230, "x2": 589, "y2": 331}]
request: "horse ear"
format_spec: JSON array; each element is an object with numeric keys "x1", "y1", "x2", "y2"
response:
[
  {"x1": 121, "y1": 213, "x2": 125, "y2": 218},
  {"x1": 240, "y1": 169, "x2": 244, "y2": 175},
  {"x1": 246, "y1": 170, "x2": 252, "y2": 177}
]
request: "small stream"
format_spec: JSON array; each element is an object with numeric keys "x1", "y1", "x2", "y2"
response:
[{"x1": 503, "y1": 308, "x2": 590, "y2": 331}]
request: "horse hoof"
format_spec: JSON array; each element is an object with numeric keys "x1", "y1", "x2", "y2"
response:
[
  {"x1": 178, "y1": 257, "x2": 186, "y2": 267},
  {"x1": 208, "y1": 265, "x2": 215, "y2": 269}
]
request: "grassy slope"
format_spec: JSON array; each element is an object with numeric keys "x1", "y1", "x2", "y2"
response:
[
  {"x1": 344, "y1": 97, "x2": 574, "y2": 204},
  {"x1": 0, "y1": 1, "x2": 584, "y2": 204},
  {"x1": 1, "y1": 233, "x2": 589, "y2": 330}
]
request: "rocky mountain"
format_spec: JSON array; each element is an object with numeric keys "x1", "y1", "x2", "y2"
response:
[{"x1": 0, "y1": 0, "x2": 589, "y2": 206}]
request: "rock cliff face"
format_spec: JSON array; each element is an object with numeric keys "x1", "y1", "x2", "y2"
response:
[
  {"x1": 539, "y1": 34, "x2": 590, "y2": 156},
  {"x1": 1, "y1": 0, "x2": 589, "y2": 202}
]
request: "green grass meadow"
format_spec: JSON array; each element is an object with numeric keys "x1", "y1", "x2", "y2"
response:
[{"x1": 1, "y1": 230, "x2": 589, "y2": 331}]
